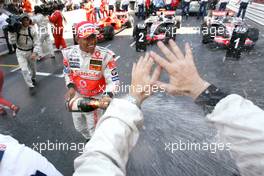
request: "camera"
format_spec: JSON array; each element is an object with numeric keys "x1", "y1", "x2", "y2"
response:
[{"x1": 5, "y1": 15, "x2": 21, "y2": 33}]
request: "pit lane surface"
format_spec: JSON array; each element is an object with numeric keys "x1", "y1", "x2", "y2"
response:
[{"x1": 0, "y1": 16, "x2": 264, "y2": 175}]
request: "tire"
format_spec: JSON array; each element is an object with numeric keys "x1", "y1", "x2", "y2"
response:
[
  {"x1": 132, "y1": 26, "x2": 137, "y2": 39},
  {"x1": 247, "y1": 28, "x2": 259, "y2": 42},
  {"x1": 103, "y1": 25, "x2": 115, "y2": 40},
  {"x1": 202, "y1": 35, "x2": 211, "y2": 44}
]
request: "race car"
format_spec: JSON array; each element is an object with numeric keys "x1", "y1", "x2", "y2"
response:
[
  {"x1": 201, "y1": 11, "x2": 259, "y2": 49},
  {"x1": 73, "y1": 11, "x2": 134, "y2": 44},
  {"x1": 133, "y1": 10, "x2": 181, "y2": 44}
]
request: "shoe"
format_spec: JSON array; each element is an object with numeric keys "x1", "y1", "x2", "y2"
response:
[
  {"x1": 10, "y1": 105, "x2": 20, "y2": 117},
  {"x1": 32, "y1": 79, "x2": 37, "y2": 86},
  {"x1": 0, "y1": 108, "x2": 7, "y2": 116},
  {"x1": 50, "y1": 55, "x2": 56, "y2": 59}
]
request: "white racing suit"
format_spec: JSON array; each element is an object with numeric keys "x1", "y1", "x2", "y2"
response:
[
  {"x1": 0, "y1": 134, "x2": 62, "y2": 176},
  {"x1": 9, "y1": 26, "x2": 39, "y2": 88},
  {"x1": 31, "y1": 13, "x2": 55, "y2": 59},
  {"x1": 73, "y1": 95, "x2": 264, "y2": 176},
  {"x1": 62, "y1": 45, "x2": 120, "y2": 139}
]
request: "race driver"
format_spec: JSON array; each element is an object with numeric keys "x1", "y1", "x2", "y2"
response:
[{"x1": 62, "y1": 21, "x2": 120, "y2": 140}]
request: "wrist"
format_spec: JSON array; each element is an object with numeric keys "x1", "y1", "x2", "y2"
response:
[
  {"x1": 190, "y1": 79, "x2": 210, "y2": 100},
  {"x1": 128, "y1": 91, "x2": 143, "y2": 107}
]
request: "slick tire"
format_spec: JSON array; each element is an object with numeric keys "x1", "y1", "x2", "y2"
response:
[{"x1": 248, "y1": 28, "x2": 259, "y2": 42}]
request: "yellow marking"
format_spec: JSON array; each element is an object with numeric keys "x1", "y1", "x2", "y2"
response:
[{"x1": 0, "y1": 64, "x2": 19, "y2": 68}]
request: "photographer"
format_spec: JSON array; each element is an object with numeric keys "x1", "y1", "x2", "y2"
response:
[
  {"x1": 31, "y1": 5, "x2": 55, "y2": 60},
  {"x1": 8, "y1": 13, "x2": 39, "y2": 93},
  {"x1": 0, "y1": 11, "x2": 16, "y2": 54}
]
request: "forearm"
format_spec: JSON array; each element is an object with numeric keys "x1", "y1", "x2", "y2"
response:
[
  {"x1": 74, "y1": 98, "x2": 143, "y2": 175},
  {"x1": 206, "y1": 94, "x2": 264, "y2": 176}
]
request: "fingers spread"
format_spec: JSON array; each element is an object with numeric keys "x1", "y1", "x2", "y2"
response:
[
  {"x1": 136, "y1": 56, "x2": 144, "y2": 70},
  {"x1": 150, "y1": 65, "x2": 162, "y2": 83},
  {"x1": 185, "y1": 42, "x2": 194, "y2": 61},
  {"x1": 157, "y1": 41, "x2": 176, "y2": 62},
  {"x1": 169, "y1": 40, "x2": 184, "y2": 60},
  {"x1": 145, "y1": 56, "x2": 154, "y2": 75},
  {"x1": 150, "y1": 51, "x2": 171, "y2": 71}
]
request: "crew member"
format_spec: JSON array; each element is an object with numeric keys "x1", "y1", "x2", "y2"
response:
[
  {"x1": 49, "y1": 4, "x2": 67, "y2": 50},
  {"x1": 32, "y1": 6, "x2": 55, "y2": 60}
]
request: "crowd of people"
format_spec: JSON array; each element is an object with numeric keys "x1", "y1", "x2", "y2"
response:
[{"x1": 1, "y1": 37, "x2": 264, "y2": 175}]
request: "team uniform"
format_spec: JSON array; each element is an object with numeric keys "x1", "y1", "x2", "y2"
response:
[
  {"x1": 62, "y1": 45, "x2": 120, "y2": 139},
  {"x1": 49, "y1": 10, "x2": 67, "y2": 49},
  {"x1": 0, "y1": 134, "x2": 62, "y2": 176},
  {"x1": 32, "y1": 13, "x2": 55, "y2": 59}
]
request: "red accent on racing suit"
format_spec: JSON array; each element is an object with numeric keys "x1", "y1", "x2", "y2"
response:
[
  {"x1": 49, "y1": 10, "x2": 67, "y2": 49},
  {"x1": 22, "y1": 0, "x2": 32, "y2": 13},
  {"x1": 62, "y1": 45, "x2": 120, "y2": 97},
  {"x1": 0, "y1": 70, "x2": 13, "y2": 109}
]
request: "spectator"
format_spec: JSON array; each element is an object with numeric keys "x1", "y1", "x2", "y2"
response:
[
  {"x1": 137, "y1": 0, "x2": 145, "y2": 19},
  {"x1": 1, "y1": 40, "x2": 264, "y2": 175},
  {"x1": 236, "y1": 0, "x2": 251, "y2": 19},
  {"x1": 218, "y1": 0, "x2": 229, "y2": 11},
  {"x1": 93, "y1": 0, "x2": 102, "y2": 21},
  {"x1": 121, "y1": 0, "x2": 129, "y2": 11},
  {"x1": 207, "y1": 0, "x2": 218, "y2": 16},
  {"x1": 108, "y1": 0, "x2": 116, "y2": 13},
  {"x1": 165, "y1": 0, "x2": 172, "y2": 10},
  {"x1": 182, "y1": 0, "x2": 191, "y2": 19},
  {"x1": 153, "y1": 0, "x2": 165, "y2": 10},
  {"x1": 197, "y1": 0, "x2": 208, "y2": 19}
]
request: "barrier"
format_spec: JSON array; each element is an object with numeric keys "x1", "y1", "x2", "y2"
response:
[{"x1": 228, "y1": 1, "x2": 264, "y2": 26}]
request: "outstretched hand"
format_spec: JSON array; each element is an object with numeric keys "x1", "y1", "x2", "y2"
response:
[
  {"x1": 130, "y1": 52, "x2": 162, "y2": 105},
  {"x1": 150, "y1": 40, "x2": 210, "y2": 99}
]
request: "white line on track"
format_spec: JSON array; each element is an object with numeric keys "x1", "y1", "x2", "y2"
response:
[
  {"x1": 11, "y1": 67, "x2": 21, "y2": 73},
  {"x1": 115, "y1": 56, "x2": 120, "y2": 60},
  {"x1": 36, "y1": 72, "x2": 64, "y2": 78},
  {"x1": 130, "y1": 41, "x2": 136, "y2": 47},
  {"x1": 105, "y1": 44, "x2": 111, "y2": 48}
]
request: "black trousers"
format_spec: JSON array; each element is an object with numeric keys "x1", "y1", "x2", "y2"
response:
[{"x1": 2, "y1": 27, "x2": 16, "y2": 53}]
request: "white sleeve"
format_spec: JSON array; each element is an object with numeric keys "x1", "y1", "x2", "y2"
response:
[
  {"x1": 207, "y1": 94, "x2": 264, "y2": 176},
  {"x1": 31, "y1": 27, "x2": 40, "y2": 55},
  {"x1": 73, "y1": 98, "x2": 143, "y2": 176},
  {"x1": 0, "y1": 134, "x2": 62, "y2": 176}
]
